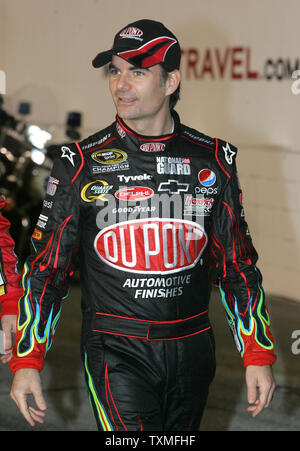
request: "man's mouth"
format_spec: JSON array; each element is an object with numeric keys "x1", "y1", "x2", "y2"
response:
[{"x1": 118, "y1": 96, "x2": 137, "y2": 105}]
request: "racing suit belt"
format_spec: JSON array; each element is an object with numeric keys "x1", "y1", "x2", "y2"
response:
[{"x1": 93, "y1": 311, "x2": 211, "y2": 341}]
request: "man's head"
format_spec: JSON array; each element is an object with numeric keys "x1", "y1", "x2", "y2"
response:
[
  {"x1": 92, "y1": 19, "x2": 181, "y2": 72},
  {"x1": 108, "y1": 55, "x2": 180, "y2": 127},
  {"x1": 92, "y1": 19, "x2": 181, "y2": 111}
]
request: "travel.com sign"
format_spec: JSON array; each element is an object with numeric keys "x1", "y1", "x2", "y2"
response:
[
  {"x1": 181, "y1": 46, "x2": 300, "y2": 81},
  {"x1": 0, "y1": 70, "x2": 6, "y2": 94}
]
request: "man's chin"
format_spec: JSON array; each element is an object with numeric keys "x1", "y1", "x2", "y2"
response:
[{"x1": 117, "y1": 111, "x2": 140, "y2": 122}]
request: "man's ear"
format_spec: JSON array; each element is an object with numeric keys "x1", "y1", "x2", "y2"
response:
[{"x1": 165, "y1": 70, "x2": 181, "y2": 96}]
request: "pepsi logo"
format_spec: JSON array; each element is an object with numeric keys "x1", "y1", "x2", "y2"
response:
[
  {"x1": 115, "y1": 186, "x2": 154, "y2": 202},
  {"x1": 198, "y1": 169, "x2": 216, "y2": 187},
  {"x1": 94, "y1": 218, "x2": 208, "y2": 274}
]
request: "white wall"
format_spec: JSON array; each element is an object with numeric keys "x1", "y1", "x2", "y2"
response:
[
  {"x1": 238, "y1": 146, "x2": 300, "y2": 301},
  {"x1": 1, "y1": 0, "x2": 299, "y2": 300}
]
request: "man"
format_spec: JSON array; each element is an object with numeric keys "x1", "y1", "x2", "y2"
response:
[
  {"x1": 0, "y1": 195, "x2": 23, "y2": 364},
  {"x1": 10, "y1": 19, "x2": 276, "y2": 431}
]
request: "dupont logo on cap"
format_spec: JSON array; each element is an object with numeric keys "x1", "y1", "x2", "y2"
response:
[
  {"x1": 119, "y1": 27, "x2": 143, "y2": 41},
  {"x1": 92, "y1": 19, "x2": 181, "y2": 71}
]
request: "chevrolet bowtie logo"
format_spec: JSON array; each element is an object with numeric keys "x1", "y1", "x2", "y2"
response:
[{"x1": 158, "y1": 180, "x2": 189, "y2": 194}]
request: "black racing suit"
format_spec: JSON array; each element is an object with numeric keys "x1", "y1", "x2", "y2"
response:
[{"x1": 10, "y1": 111, "x2": 276, "y2": 431}]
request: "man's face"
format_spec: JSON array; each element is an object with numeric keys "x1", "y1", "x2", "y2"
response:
[{"x1": 108, "y1": 55, "x2": 170, "y2": 128}]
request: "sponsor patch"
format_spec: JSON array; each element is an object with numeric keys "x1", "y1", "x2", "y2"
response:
[
  {"x1": 32, "y1": 228, "x2": 43, "y2": 240},
  {"x1": 43, "y1": 200, "x2": 53, "y2": 209},
  {"x1": 115, "y1": 187, "x2": 154, "y2": 202},
  {"x1": 116, "y1": 122, "x2": 126, "y2": 138},
  {"x1": 158, "y1": 179, "x2": 189, "y2": 194},
  {"x1": 91, "y1": 149, "x2": 127, "y2": 164},
  {"x1": 46, "y1": 177, "x2": 59, "y2": 196},
  {"x1": 81, "y1": 133, "x2": 112, "y2": 151},
  {"x1": 198, "y1": 169, "x2": 216, "y2": 187},
  {"x1": 117, "y1": 173, "x2": 152, "y2": 183},
  {"x1": 123, "y1": 274, "x2": 192, "y2": 300},
  {"x1": 156, "y1": 156, "x2": 191, "y2": 175},
  {"x1": 81, "y1": 180, "x2": 113, "y2": 202},
  {"x1": 94, "y1": 218, "x2": 207, "y2": 274},
  {"x1": 91, "y1": 149, "x2": 129, "y2": 174},
  {"x1": 140, "y1": 143, "x2": 165, "y2": 152},
  {"x1": 184, "y1": 195, "x2": 214, "y2": 216},
  {"x1": 37, "y1": 214, "x2": 48, "y2": 229}
]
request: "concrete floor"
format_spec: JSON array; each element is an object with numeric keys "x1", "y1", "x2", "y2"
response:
[{"x1": 0, "y1": 283, "x2": 299, "y2": 432}]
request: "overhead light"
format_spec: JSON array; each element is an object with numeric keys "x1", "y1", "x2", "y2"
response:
[
  {"x1": 27, "y1": 125, "x2": 52, "y2": 149},
  {"x1": 30, "y1": 147, "x2": 45, "y2": 165}
]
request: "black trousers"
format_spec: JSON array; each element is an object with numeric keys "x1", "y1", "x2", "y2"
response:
[{"x1": 81, "y1": 324, "x2": 216, "y2": 431}]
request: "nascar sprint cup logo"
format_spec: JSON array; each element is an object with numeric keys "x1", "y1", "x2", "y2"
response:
[{"x1": 94, "y1": 218, "x2": 207, "y2": 274}]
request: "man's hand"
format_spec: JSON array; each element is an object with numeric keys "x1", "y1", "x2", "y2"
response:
[
  {"x1": 0, "y1": 314, "x2": 16, "y2": 364},
  {"x1": 245, "y1": 364, "x2": 275, "y2": 417},
  {"x1": 10, "y1": 368, "x2": 47, "y2": 427}
]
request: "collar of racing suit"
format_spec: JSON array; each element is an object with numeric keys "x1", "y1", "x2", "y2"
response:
[{"x1": 114, "y1": 110, "x2": 181, "y2": 153}]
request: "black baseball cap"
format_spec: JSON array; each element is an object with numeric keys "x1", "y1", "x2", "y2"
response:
[{"x1": 92, "y1": 19, "x2": 181, "y2": 71}]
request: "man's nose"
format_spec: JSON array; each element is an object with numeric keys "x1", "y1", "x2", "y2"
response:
[{"x1": 116, "y1": 72, "x2": 131, "y2": 91}]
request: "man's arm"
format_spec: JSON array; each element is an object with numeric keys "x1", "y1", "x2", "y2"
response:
[
  {"x1": 246, "y1": 365, "x2": 275, "y2": 417},
  {"x1": 10, "y1": 154, "x2": 81, "y2": 373},
  {"x1": 9, "y1": 146, "x2": 83, "y2": 424},
  {"x1": 10, "y1": 369, "x2": 47, "y2": 427},
  {"x1": 210, "y1": 144, "x2": 276, "y2": 415}
]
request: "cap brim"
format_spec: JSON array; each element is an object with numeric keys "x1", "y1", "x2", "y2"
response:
[{"x1": 92, "y1": 50, "x2": 113, "y2": 68}]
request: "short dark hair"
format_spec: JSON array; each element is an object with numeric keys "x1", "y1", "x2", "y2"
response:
[{"x1": 159, "y1": 65, "x2": 181, "y2": 110}]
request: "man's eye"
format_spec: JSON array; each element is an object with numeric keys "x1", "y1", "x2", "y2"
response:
[
  {"x1": 134, "y1": 70, "x2": 145, "y2": 77},
  {"x1": 109, "y1": 68, "x2": 119, "y2": 75}
]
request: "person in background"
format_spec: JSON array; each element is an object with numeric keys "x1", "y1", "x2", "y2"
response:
[{"x1": 0, "y1": 195, "x2": 23, "y2": 364}]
